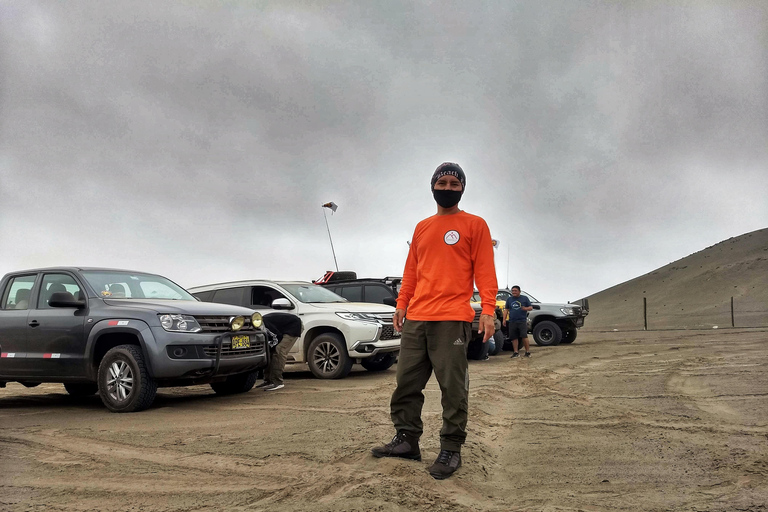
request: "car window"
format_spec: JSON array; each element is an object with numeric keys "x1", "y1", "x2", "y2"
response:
[
  {"x1": 1, "y1": 275, "x2": 36, "y2": 310},
  {"x1": 336, "y1": 285, "x2": 362, "y2": 302},
  {"x1": 211, "y1": 287, "x2": 247, "y2": 306},
  {"x1": 364, "y1": 285, "x2": 393, "y2": 304},
  {"x1": 522, "y1": 291, "x2": 539, "y2": 303},
  {"x1": 251, "y1": 286, "x2": 288, "y2": 308},
  {"x1": 82, "y1": 271, "x2": 195, "y2": 300},
  {"x1": 140, "y1": 281, "x2": 185, "y2": 300},
  {"x1": 37, "y1": 274, "x2": 82, "y2": 309},
  {"x1": 280, "y1": 284, "x2": 346, "y2": 303}
]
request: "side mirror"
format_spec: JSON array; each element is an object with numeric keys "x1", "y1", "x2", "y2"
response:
[
  {"x1": 49, "y1": 292, "x2": 86, "y2": 309},
  {"x1": 271, "y1": 298, "x2": 294, "y2": 310},
  {"x1": 383, "y1": 297, "x2": 397, "y2": 307}
]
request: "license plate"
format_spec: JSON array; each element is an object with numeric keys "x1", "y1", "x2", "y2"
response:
[{"x1": 230, "y1": 335, "x2": 251, "y2": 349}]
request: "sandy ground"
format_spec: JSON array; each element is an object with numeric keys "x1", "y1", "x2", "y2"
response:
[{"x1": 1, "y1": 328, "x2": 767, "y2": 512}]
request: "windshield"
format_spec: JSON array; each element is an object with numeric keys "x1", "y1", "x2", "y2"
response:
[
  {"x1": 281, "y1": 283, "x2": 347, "y2": 303},
  {"x1": 82, "y1": 271, "x2": 195, "y2": 301}
]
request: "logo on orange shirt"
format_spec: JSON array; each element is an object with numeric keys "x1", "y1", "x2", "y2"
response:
[{"x1": 444, "y1": 230, "x2": 460, "y2": 245}]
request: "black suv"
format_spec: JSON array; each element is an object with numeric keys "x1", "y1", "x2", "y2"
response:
[
  {"x1": 320, "y1": 277, "x2": 401, "y2": 308},
  {"x1": 0, "y1": 267, "x2": 268, "y2": 412}
]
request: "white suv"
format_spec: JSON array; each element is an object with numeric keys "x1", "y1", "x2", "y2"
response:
[{"x1": 188, "y1": 280, "x2": 400, "y2": 379}]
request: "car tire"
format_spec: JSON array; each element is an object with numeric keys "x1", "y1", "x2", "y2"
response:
[
  {"x1": 210, "y1": 371, "x2": 260, "y2": 395},
  {"x1": 532, "y1": 321, "x2": 562, "y2": 346},
  {"x1": 64, "y1": 383, "x2": 98, "y2": 396},
  {"x1": 561, "y1": 327, "x2": 578, "y2": 344},
  {"x1": 361, "y1": 352, "x2": 397, "y2": 372},
  {"x1": 20, "y1": 382, "x2": 41, "y2": 388},
  {"x1": 98, "y1": 345, "x2": 158, "y2": 413},
  {"x1": 490, "y1": 331, "x2": 504, "y2": 355},
  {"x1": 307, "y1": 333, "x2": 353, "y2": 379}
]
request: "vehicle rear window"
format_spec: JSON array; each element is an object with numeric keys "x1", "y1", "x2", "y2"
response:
[
  {"x1": 364, "y1": 285, "x2": 393, "y2": 304},
  {"x1": 1, "y1": 275, "x2": 36, "y2": 310},
  {"x1": 212, "y1": 287, "x2": 247, "y2": 306},
  {"x1": 336, "y1": 285, "x2": 362, "y2": 302}
]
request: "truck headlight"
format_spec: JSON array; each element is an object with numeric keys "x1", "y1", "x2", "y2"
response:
[
  {"x1": 230, "y1": 316, "x2": 245, "y2": 331},
  {"x1": 251, "y1": 312, "x2": 263, "y2": 328},
  {"x1": 336, "y1": 312, "x2": 376, "y2": 321},
  {"x1": 159, "y1": 314, "x2": 202, "y2": 333},
  {"x1": 560, "y1": 307, "x2": 576, "y2": 316}
]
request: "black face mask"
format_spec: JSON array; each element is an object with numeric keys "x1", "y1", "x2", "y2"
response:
[{"x1": 432, "y1": 189, "x2": 463, "y2": 208}]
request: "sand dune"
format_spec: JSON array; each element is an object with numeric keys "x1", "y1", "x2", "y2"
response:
[{"x1": 583, "y1": 227, "x2": 768, "y2": 330}]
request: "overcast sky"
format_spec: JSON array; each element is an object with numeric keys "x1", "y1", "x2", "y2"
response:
[{"x1": 1, "y1": 1, "x2": 766, "y2": 302}]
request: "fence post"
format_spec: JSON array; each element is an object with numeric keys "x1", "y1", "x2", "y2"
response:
[
  {"x1": 731, "y1": 296, "x2": 735, "y2": 328},
  {"x1": 643, "y1": 297, "x2": 647, "y2": 331}
]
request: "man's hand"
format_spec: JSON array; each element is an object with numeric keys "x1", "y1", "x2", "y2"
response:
[
  {"x1": 478, "y1": 314, "x2": 495, "y2": 342},
  {"x1": 393, "y1": 308, "x2": 406, "y2": 332}
]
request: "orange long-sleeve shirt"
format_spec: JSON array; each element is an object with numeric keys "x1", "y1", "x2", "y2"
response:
[{"x1": 396, "y1": 211, "x2": 498, "y2": 322}]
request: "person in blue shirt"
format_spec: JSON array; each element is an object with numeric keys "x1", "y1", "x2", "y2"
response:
[{"x1": 502, "y1": 286, "x2": 533, "y2": 358}]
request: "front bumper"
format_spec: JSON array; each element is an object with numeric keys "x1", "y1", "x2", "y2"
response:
[
  {"x1": 349, "y1": 338, "x2": 401, "y2": 358},
  {"x1": 344, "y1": 317, "x2": 401, "y2": 359},
  {"x1": 148, "y1": 327, "x2": 268, "y2": 379}
]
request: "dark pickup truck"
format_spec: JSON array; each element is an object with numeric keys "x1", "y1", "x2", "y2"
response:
[{"x1": 0, "y1": 267, "x2": 268, "y2": 412}]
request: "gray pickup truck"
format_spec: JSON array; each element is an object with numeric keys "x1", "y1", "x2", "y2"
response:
[
  {"x1": 0, "y1": 267, "x2": 268, "y2": 412},
  {"x1": 493, "y1": 289, "x2": 589, "y2": 346}
]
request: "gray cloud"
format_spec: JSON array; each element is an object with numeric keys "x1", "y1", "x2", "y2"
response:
[{"x1": 1, "y1": 1, "x2": 766, "y2": 301}]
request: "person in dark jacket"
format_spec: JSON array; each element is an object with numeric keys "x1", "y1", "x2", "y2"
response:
[{"x1": 258, "y1": 312, "x2": 303, "y2": 391}]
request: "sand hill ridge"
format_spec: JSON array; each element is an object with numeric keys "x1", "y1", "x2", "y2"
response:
[{"x1": 582, "y1": 227, "x2": 768, "y2": 331}]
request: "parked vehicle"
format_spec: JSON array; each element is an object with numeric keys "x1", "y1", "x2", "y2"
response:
[
  {"x1": 188, "y1": 280, "x2": 400, "y2": 379},
  {"x1": 0, "y1": 267, "x2": 268, "y2": 412},
  {"x1": 319, "y1": 275, "x2": 503, "y2": 360},
  {"x1": 476, "y1": 289, "x2": 589, "y2": 346}
]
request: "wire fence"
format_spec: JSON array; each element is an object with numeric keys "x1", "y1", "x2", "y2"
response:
[{"x1": 584, "y1": 297, "x2": 768, "y2": 331}]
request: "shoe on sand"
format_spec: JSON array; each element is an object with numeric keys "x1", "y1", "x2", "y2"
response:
[
  {"x1": 428, "y1": 450, "x2": 462, "y2": 480},
  {"x1": 371, "y1": 431, "x2": 421, "y2": 461}
]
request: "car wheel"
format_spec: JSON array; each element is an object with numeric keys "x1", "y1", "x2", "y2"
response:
[
  {"x1": 490, "y1": 331, "x2": 504, "y2": 355},
  {"x1": 361, "y1": 353, "x2": 396, "y2": 372},
  {"x1": 210, "y1": 371, "x2": 260, "y2": 395},
  {"x1": 532, "y1": 321, "x2": 562, "y2": 346},
  {"x1": 561, "y1": 327, "x2": 578, "y2": 344},
  {"x1": 98, "y1": 345, "x2": 157, "y2": 412},
  {"x1": 307, "y1": 333, "x2": 353, "y2": 379},
  {"x1": 64, "y1": 383, "x2": 98, "y2": 396},
  {"x1": 20, "y1": 382, "x2": 41, "y2": 388}
]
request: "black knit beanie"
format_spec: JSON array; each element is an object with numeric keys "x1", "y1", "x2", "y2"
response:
[{"x1": 430, "y1": 162, "x2": 466, "y2": 190}]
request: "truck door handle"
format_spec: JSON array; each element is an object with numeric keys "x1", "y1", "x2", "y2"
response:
[{"x1": 28, "y1": 320, "x2": 40, "y2": 327}]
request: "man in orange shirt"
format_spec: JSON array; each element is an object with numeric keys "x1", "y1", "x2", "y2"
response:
[{"x1": 371, "y1": 162, "x2": 497, "y2": 480}]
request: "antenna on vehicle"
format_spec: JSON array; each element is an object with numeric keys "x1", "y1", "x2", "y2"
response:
[{"x1": 321, "y1": 202, "x2": 339, "y2": 272}]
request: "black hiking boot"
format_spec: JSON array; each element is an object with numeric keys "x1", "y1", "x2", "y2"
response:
[
  {"x1": 371, "y1": 431, "x2": 421, "y2": 461},
  {"x1": 428, "y1": 450, "x2": 462, "y2": 480}
]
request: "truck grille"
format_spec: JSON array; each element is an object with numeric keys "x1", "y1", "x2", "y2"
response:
[
  {"x1": 365, "y1": 313, "x2": 400, "y2": 340},
  {"x1": 195, "y1": 315, "x2": 257, "y2": 333},
  {"x1": 203, "y1": 337, "x2": 266, "y2": 358},
  {"x1": 380, "y1": 325, "x2": 401, "y2": 340}
]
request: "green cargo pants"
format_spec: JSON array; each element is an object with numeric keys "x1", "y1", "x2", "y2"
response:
[
  {"x1": 268, "y1": 335, "x2": 298, "y2": 386},
  {"x1": 390, "y1": 320, "x2": 472, "y2": 452}
]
